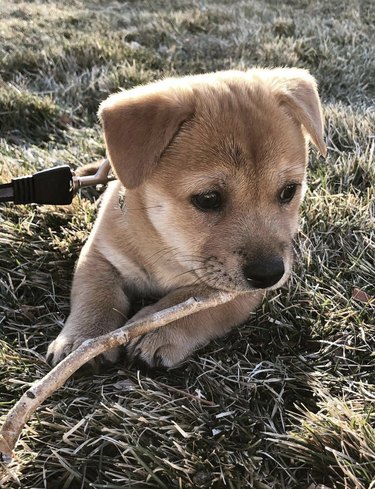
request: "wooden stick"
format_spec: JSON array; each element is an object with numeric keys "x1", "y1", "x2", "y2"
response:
[{"x1": 0, "y1": 290, "x2": 237, "y2": 460}]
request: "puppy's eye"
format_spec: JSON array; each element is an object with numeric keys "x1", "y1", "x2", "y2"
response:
[
  {"x1": 191, "y1": 191, "x2": 222, "y2": 212},
  {"x1": 279, "y1": 184, "x2": 298, "y2": 204}
]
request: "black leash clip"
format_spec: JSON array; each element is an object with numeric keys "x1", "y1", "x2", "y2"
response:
[{"x1": 0, "y1": 159, "x2": 114, "y2": 205}]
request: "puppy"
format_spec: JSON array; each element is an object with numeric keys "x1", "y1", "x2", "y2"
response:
[{"x1": 47, "y1": 68, "x2": 326, "y2": 368}]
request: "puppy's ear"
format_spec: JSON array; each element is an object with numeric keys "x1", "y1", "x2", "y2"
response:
[
  {"x1": 99, "y1": 82, "x2": 194, "y2": 188},
  {"x1": 266, "y1": 69, "x2": 327, "y2": 156}
]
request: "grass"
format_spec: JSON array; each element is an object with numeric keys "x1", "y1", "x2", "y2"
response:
[{"x1": 0, "y1": 0, "x2": 374, "y2": 487}]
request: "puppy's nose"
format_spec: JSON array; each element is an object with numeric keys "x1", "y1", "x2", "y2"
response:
[{"x1": 243, "y1": 257, "x2": 285, "y2": 289}]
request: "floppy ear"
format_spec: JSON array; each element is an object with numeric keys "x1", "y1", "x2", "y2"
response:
[
  {"x1": 98, "y1": 82, "x2": 195, "y2": 188},
  {"x1": 265, "y1": 68, "x2": 327, "y2": 156}
]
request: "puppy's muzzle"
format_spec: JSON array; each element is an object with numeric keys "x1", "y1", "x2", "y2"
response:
[{"x1": 243, "y1": 256, "x2": 285, "y2": 289}]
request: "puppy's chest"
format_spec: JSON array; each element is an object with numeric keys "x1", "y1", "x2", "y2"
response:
[
  {"x1": 103, "y1": 240, "x2": 195, "y2": 296},
  {"x1": 148, "y1": 258, "x2": 197, "y2": 292},
  {"x1": 96, "y1": 187, "x2": 197, "y2": 295}
]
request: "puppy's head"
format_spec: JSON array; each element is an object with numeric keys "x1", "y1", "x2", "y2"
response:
[{"x1": 99, "y1": 69, "x2": 326, "y2": 292}]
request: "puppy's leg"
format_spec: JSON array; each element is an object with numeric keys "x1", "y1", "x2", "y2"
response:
[
  {"x1": 125, "y1": 287, "x2": 263, "y2": 368},
  {"x1": 47, "y1": 246, "x2": 130, "y2": 366}
]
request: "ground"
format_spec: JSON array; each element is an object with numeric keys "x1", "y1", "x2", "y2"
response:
[{"x1": 0, "y1": 0, "x2": 374, "y2": 488}]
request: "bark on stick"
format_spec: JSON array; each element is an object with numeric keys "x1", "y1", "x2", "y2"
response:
[{"x1": 0, "y1": 291, "x2": 236, "y2": 460}]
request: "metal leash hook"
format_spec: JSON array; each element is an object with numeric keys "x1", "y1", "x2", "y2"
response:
[
  {"x1": 72, "y1": 159, "x2": 115, "y2": 194},
  {"x1": 0, "y1": 159, "x2": 115, "y2": 205}
]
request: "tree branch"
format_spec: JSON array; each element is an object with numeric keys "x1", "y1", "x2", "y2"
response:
[{"x1": 0, "y1": 290, "x2": 237, "y2": 460}]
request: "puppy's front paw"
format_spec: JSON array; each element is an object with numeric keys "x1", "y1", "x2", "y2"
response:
[
  {"x1": 125, "y1": 329, "x2": 191, "y2": 369},
  {"x1": 47, "y1": 333, "x2": 120, "y2": 366}
]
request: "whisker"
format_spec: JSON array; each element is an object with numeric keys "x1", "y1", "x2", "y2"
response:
[
  {"x1": 190, "y1": 270, "x2": 214, "y2": 287},
  {"x1": 172, "y1": 267, "x2": 207, "y2": 280},
  {"x1": 179, "y1": 254, "x2": 208, "y2": 260},
  {"x1": 177, "y1": 258, "x2": 205, "y2": 264},
  {"x1": 144, "y1": 246, "x2": 177, "y2": 262},
  {"x1": 150, "y1": 249, "x2": 181, "y2": 267}
]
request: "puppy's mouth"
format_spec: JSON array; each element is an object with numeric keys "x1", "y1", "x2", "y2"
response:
[{"x1": 190, "y1": 254, "x2": 291, "y2": 293}]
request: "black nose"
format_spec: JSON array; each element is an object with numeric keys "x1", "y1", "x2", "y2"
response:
[{"x1": 243, "y1": 257, "x2": 285, "y2": 289}]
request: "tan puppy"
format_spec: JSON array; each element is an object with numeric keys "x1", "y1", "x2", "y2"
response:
[{"x1": 47, "y1": 68, "x2": 326, "y2": 368}]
